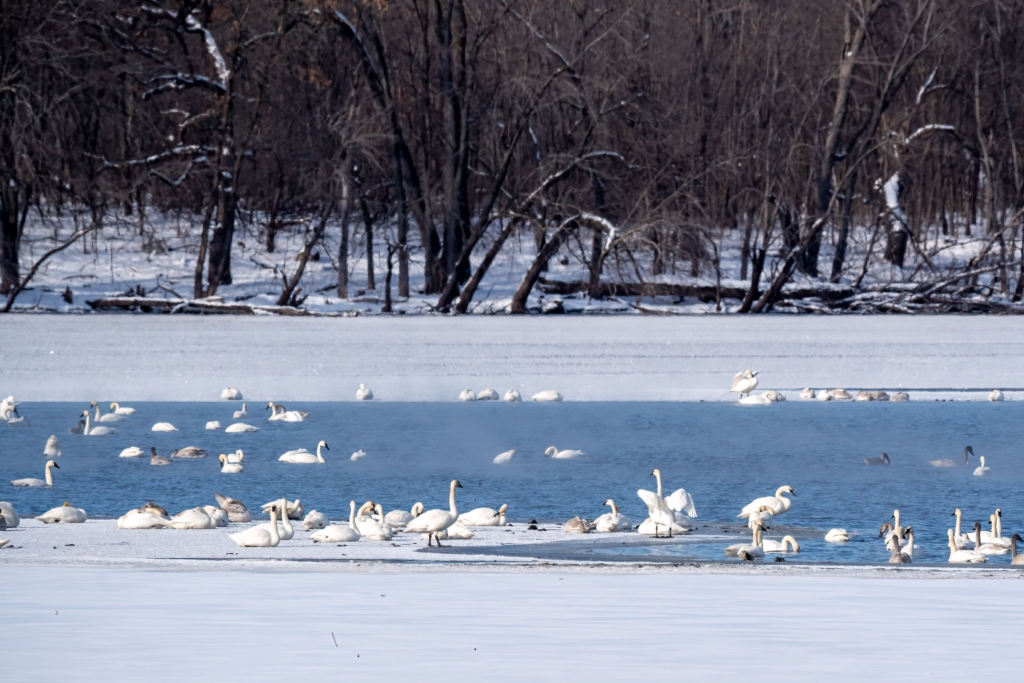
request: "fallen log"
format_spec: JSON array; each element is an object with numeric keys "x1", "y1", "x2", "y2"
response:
[
  {"x1": 86, "y1": 296, "x2": 314, "y2": 316},
  {"x1": 537, "y1": 278, "x2": 856, "y2": 302}
]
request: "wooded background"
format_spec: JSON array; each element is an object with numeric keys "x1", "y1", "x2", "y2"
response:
[{"x1": 3, "y1": 0, "x2": 1024, "y2": 313}]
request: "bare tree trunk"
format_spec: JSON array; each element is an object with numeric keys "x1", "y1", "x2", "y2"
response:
[
  {"x1": 830, "y1": 168, "x2": 859, "y2": 282},
  {"x1": 278, "y1": 202, "x2": 331, "y2": 307},
  {"x1": 0, "y1": 183, "x2": 26, "y2": 295},
  {"x1": 511, "y1": 221, "x2": 574, "y2": 314},
  {"x1": 382, "y1": 243, "x2": 395, "y2": 313},
  {"x1": 360, "y1": 194, "x2": 375, "y2": 291},
  {"x1": 194, "y1": 183, "x2": 218, "y2": 299},
  {"x1": 455, "y1": 218, "x2": 518, "y2": 314},
  {"x1": 337, "y1": 176, "x2": 352, "y2": 299}
]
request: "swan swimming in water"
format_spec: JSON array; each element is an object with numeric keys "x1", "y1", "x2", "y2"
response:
[
  {"x1": 36, "y1": 502, "x2": 87, "y2": 524},
  {"x1": 930, "y1": 445, "x2": 973, "y2": 468},
  {"x1": 110, "y1": 402, "x2": 135, "y2": 415},
  {"x1": 279, "y1": 440, "x2": 329, "y2": 464},
  {"x1": 119, "y1": 446, "x2": 145, "y2": 458},
  {"x1": 266, "y1": 403, "x2": 308, "y2": 421},
  {"x1": 864, "y1": 453, "x2": 890, "y2": 466},
  {"x1": 1010, "y1": 534, "x2": 1024, "y2": 565},
  {"x1": 384, "y1": 502, "x2": 424, "y2": 529},
  {"x1": 12, "y1": 460, "x2": 59, "y2": 487},
  {"x1": 403, "y1": 480, "x2": 463, "y2": 547},
  {"x1": 229, "y1": 506, "x2": 280, "y2": 547},
  {"x1": 173, "y1": 446, "x2": 207, "y2": 459},
  {"x1": 91, "y1": 401, "x2": 126, "y2": 422},
  {"x1": 225, "y1": 423, "x2": 259, "y2": 433},
  {"x1": 593, "y1": 499, "x2": 632, "y2": 532},
  {"x1": 889, "y1": 528, "x2": 914, "y2": 564},
  {"x1": 356, "y1": 384, "x2": 374, "y2": 400},
  {"x1": 971, "y1": 522, "x2": 1009, "y2": 555},
  {"x1": 973, "y1": 455, "x2": 990, "y2": 476},
  {"x1": 459, "y1": 503, "x2": 508, "y2": 527},
  {"x1": 44, "y1": 435, "x2": 61, "y2": 457},
  {"x1": 824, "y1": 528, "x2": 849, "y2": 543},
  {"x1": 738, "y1": 486, "x2": 795, "y2": 518},
  {"x1": 730, "y1": 370, "x2": 759, "y2": 397},
  {"x1": 219, "y1": 453, "x2": 243, "y2": 473},
  {"x1": 150, "y1": 447, "x2": 172, "y2": 466},
  {"x1": 725, "y1": 520, "x2": 765, "y2": 558},
  {"x1": 310, "y1": 501, "x2": 361, "y2": 543},
  {"x1": 151, "y1": 422, "x2": 177, "y2": 432},
  {"x1": 233, "y1": 403, "x2": 248, "y2": 419},
  {"x1": 206, "y1": 421, "x2": 221, "y2": 430},
  {"x1": 80, "y1": 411, "x2": 116, "y2": 436},
  {"x1": 350, "y1": 449, "x2": 368, "y2": 461},
  {"x1": 762, "y1": 535, "x2": 800, "y2": 553},
  {"x1": 492, "y1": 449, "x2": 516, "y2": 464},
  {"x1": 947, "y1": 529, "x2": 987, "y2": 563},
  {"x1": 545, "y1": 446, "x2": 584, "y2": 459}
]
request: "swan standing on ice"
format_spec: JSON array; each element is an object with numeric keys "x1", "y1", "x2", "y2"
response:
[
  {"x1": 973, "y1": 455, "x2": 990, "y2": 476},
  {"x1": 459, "y1": 504, "x2": 508, "y2": 527},
  {"x1": 477, "y1": 389, "x2": 499, "y2": 401},
  {"x1": 638, "y1": 469, "x2": 695, "y2": 537},
  {"x1": 531, "y1": 390, "x2": 563, "y2": 402},
  {"x1": 233, "y1": 403, "x2": 248, "y2": 419},
  {"x1": 12, "y1": 460, "x2": 59, "y2": 487},
  {"x1": 151, "y1": 422, "x2": 177, "y2": 432},
  {"x1": 221, "y1": 388, "x2": 243, "y2": 400},
  {"x1": 119, "y1": 446, "x2": 144, "y2": 458},
  {"x1": 311, "y1": 501, "x2": 362, "y2": 543},
  {"x1": 80, "y1": 411, "x2": 116, "y2": 436},
  {"x1": 989, "y1": 390, "x2": 1004, "y2": 401},
  {"x1": 947, "y1": 529, "x2": 987, "y2": 563},
  {"x1": 385, "y1": 502, "x2": 424, "y2": 529},
  {"x1": 0, "y1": 502, "x2": 21, "y2": 527},
  {"x1": 150, "y1": 447, "x2": 172, "y2": 466},
  {"x1": 44, "y1": 435, "x2": 62, "y2": 457},
  {"x1": 593, "y1": 499, "x2": 632, "y2": 532},
  {"x1": 229, "y1": 506, "x2": 280, "y2": 547},
  {"x1": 730, "y1": 370, "x2": 759, "y2": 398},
  {"x1": 356, "y1": 384, "x2": 374, "y2": 400},
  {"x1": 403, "y1": 480, "x2": 463, "y2": 547},
  {"x1": 279, "y1": 440, "x2": 329, "y2": 464},
  {"x1": 864, "y1": 453, "x2": 890, "y2": 465},
  {"x1": 36, "y1": 502, "x2": 87, "y2": 524},
  {"x1": 825, "y1": 528, "x2": 849, "y2": 543},
  {"x1": 503, "y1": 390, "x2": 521, "y2": 402},
  {"x1": 267, "y1": 403, "x2": 308, "y2": 421},
  {"x1": 459, "y1": 390, "x2": 476, "y2": 402},
  {"x1": 110, "y1": 402, "x2": 135, "y2": 415},
  {"x1": 738, "y1": 486, "x2": 795, "y2": 519},
  {"x1": 493, "y1": 449, "x2": 516, "y2": 464},
  {"x1": 545, "y1": 446, "x2": 584, "y2": 459},
  {"x1": 219, "y1": 453, "x2": 243, "y2": 473},
  {"x1": 930, "y1": 445, "x2": 973, "y2": 468},
  {"x1": 215, "y1": 493, "x2": 254, "y2": 523},
  {"x1": 225, "y1": 423, "x2": 259, "y2": 433},
  {"x1": 91, "y1": 401, "x2": 126, "y2": 422},
  {"x1": 303, "y1": 510, "x2": 328, "y2": 529}
]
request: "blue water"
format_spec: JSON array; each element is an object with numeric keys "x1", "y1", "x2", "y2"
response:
[{"x1": 2, "y1": 401, "x2": 1021, "y2": 565}]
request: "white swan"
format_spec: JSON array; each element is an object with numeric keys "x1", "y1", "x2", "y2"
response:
[
  {"x1": 637, "y1": 469, "x2": 693, "y2": 536},
  {"x1": 150, "y1": 447, "x2": 172, "y2": 466},
  {"x1": 738, "y1": 486, "x2": 795, "y2": 518},
  {"x1": 233, "y1": 403, "x2": 248, "y2": 419},
  {"x1": 44, "y1": 435, "x2": 62, "y2": 457},
  {"x1": 864, "y1": 453, "x2": 890, "y2": 465},
  {"x1": 91, "y1": 401, "x2": 126, "y2": 422},
  {"x1": 404, "y1": 480, "x2": 463, "y2": 546},
  {"x1": 436, "y1": 521, "x2": 474, "y2": 540},
  {"x1": 356, "y1": 384, "x2": 374, "y2": 400},
  {"x1": 221, "y1": 387, "x2": 243, "y2": 400},
  {"x1": 816, "y1": 389, "x2": 833, "y2": 401},
  {"x1": 385, "y1": 502, "x2": 424, "y2": 529},
  {"x1": 360, "y1": 505, "x2": 393, "y2": 541},
  {"x1": 119, "y1": 446, "x2": 145, "y2": 458},
  {"x1": 12, "y1": 460, "x2": 59, "y2": 487},
  {"x1": 730, "y1": 370, "x2": 759, "y2": 397},
  {"x1": 931, "y1": 446, "x2": 973, "y2": 468},
  {"x1": 350, "y1": 449, "x2": 368, "y2": 461},
  {"x1": 203, "y1": 506, "x2": 229, "y2": 526},
  {"x1": 303, "y1": 510, "x2": 328, "y2": 529},
  {"x1": 989, "y1": 389, "x2": 1005, "y2": 401},
  {"x1": 279, "y1": 440, "x2": 329, "y2": 464},
  {"x1": 830, "y1": 389, "x2": 853, "y2": 400},
  {"x1": 260, "y1": 498, "x2": 303, "y2": 520},
  {"x1": 593, "y1": 499, "x2": 632, "y2": 532},
  {"x1": 971, "y1": 522, "x2": 1009, "y2": 555},
  {"x1": 825, "y1": 528, "x2": 849, "y2": 543},
  {"x1": 206, "y1": 421, "x2": 222, "y2": 430},
  {"x1": 951, "y1": 508, "x2": 972, "y2": 548},
  {"x1": 477, "y1": 388, "x2": 499, "y2": 401},
  {"x1": 225, "y1": 423, "x2": 259, "y2": 433},
  {"x1": 215, "y1": 493, "x2": 253, "y2": 523},
  {"x1": 459, "y1": 390, "x2": 476, "y2": 402},
  {"x1": 545, "y1": 446, "x2": 584, "y2": 459},
  {"x1": 503, "y1": 389, "x2": 521, "y2": 402},
  {"x1": 973, "y1": 455, "x2": 990, "y2": 476},
  {"x1": 947, "y1": 529, "x2": 987, "y2": 563},
  {"x1": 267, "y1": 403, "x2": 308, "y2": 421},
  {"x1": 354, "y1": 501, "x2": 376, "y2": 524},
  {"x1": 747, "y1": 505, "x2": 774, "y2": 531},
  {"x1": 492, "y1": 449, "x2": 516, "y2": 464},
  {"x1": 764, "y1": 390, "x2": 786, "y2": 402},
  {"x1": 311, "y1": 501, "x2": 361, "y2": 543},
  {"x1": 738, "y1": 393, "x2": 771, "y2": 405},
  {"x1": 229, "y1": 507, "x2": 280, "y2": 547},
  {"x1": 117, "y1": 509, "x2": 170, "y2": 529},
  {"x1": 167, "y1": 507, "x2": 216, "y2": 529},
  {"x1": 1011, "y1": 534, "x2": 1024, "y2": 565},
  {"x1": 36, "y1": 502, "x2": 87, "y2": 524},
  {"x1": 110, "y1": 402, "x2": 135, "y2": 415},
  {"x1": 531, "y1": 390, "x2": 563, "y2": 402},
  {"x1": 0, "y1": 502, "x2": 21, "y2": 527},
  {"x1": 80, "y1": 410, "x2": 116, "y2": 436},
  {"x1": 255, "y1": 500, "x2": 294, "y2": 540},
  {"x1": 799, "y1": 388, "x2": 815, "y2": 399},
  {"x1": 459, "y1": 503, "x2": 508, "y2": 527},
  {"x1": 762, "y1": 535, "x2": 800, "y2": 553},
  {"x1": 725, "y1": 521, "x2": 765, "y2": 558},
  {"x1": 219, "y1": 453, "x2": 243, "y2": 473},
  {"x1": 151, "y1": 422, "x2": 177, "y2": 432}
]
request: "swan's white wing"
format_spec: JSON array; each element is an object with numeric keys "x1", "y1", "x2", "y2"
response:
[
  {"x1": 664, "y1": 489, "x2": 698, "y2": 518},
  {"x1": 730, "y1": 372, "x2": 744, "y2": 390},
  {"x1": 738, "y1": 496, "x2": 773, "y2": 517},
  {"x1": 637, "y1": 489, "x2": 661, "y2": 516}
]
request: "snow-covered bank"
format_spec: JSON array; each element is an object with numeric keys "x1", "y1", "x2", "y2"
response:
[
  {"x1": 2, "y1": 315, "x2": 1023, "y2": 401},
  {"x1": 6, "y1": 566, "x2": 1022, "y2": 682}
]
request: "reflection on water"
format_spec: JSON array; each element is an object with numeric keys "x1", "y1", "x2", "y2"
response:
[{"x1": 2, "y1": 400, "x2": 1021, "y2": 566}]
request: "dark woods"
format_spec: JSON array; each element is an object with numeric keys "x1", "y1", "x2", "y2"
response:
[{"x1": 3, "y1": 0, "x2": 1024, "y2": 312}]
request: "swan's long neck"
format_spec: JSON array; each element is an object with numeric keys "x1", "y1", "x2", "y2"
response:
[
  {"x1": 348, "y1": 501, "x2": 357, "y2": 530},
  {"x1": 316, "y1": 443, "x2": 324, "y2": 462},
  {"x1": 279, "y1": 501, "x2": 293, "y2": 534},
  {"x1": 269, "y1": 510, "x2": 280, "y2": 544},
  {"x1": 95, "y1": 404, "x2": 101, "y2": 420},
  {"x1": 948, "y1": 529, "x2": 956, "y2": 553},
  {"x1": 45, "y1": 463, "x2": 53, "y2": 486},
  {"x1": 893, "y1": 510, "x2": 901, "y2": 530},
  {"x1": 996, "y1": 512, "x2": 1003, "y2": 539},
  {"x1": 449, "y1": 481, "x2": 459, "y2": 517},
  {"x1": 954, "y1": 509, "x2": 963, "y2": 538},
  {"x1": 655, "y1": 471, "x2": 663, "y2": 499},
  {"x1": 1012, "y1": 536, "x2": 1018, "y2": 559},
  {"x1": 975, "y1": 526, "x2": 982, "y2": 547},
  {"x1": 755, "y1": 527, "x2": 763, "y2": 547},
  {"x1": 610, "y1": 501, "x2": 619, "y2": 516},
  {"x1": 84, "y1": 412, "x2": 92, "y2": 435}
]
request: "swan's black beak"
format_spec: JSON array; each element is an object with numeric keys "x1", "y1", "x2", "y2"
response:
[
  {"x1": 53, "y1": 463, "x2": 60, "y2": 468},
  {"x1": 324, "y1": 443, "x2": 330, "y2": 450}
]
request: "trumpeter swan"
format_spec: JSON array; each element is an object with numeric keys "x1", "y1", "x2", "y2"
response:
[
  {"x1": 279, "y1": 440, "x2": 329, "y2": 464},
  {"x1": 403, "y1": 480, "x2": 463, "y2": 547},
  {"x1": 221, "y1": 388, "x2": 243, "y2": 400},
  {"x1": 730, "y1": 371, "x2": 759, "y2": 397},
  {"x1": 110, "y1": 402, "x2": 135, "y2": 415},
  {"x1": 1010, "y1": 534, "x2": 1024, "y2": 565},
  {"x1": 266, "y1": 403, "x2": 307, "y2": 422},
  {"x1": 831, "y1": 389, "x2": 853, "y2": 400},
  {"x1": 12, "y1": 460, "x2": 59, "y2": 487},
  {"x1": 0, "y1": 502, "x2": 21, "y2": 527},
  {"x1": 989, "y1": 389, "x2": 1005, "y2": 402},
  {"x1": 532, "y1": 390, "x2": 563, "y2": 402},
  {"x1": 233, "y1": 403, "x2": 248, "y2": 419},
  {"x1": 764, "y1": 390, "x2": 786, "y2": 402},
  {"x1": 825, "y1": 528, "x2": 849, "y2": 543},
  {"x1": 225, "y1": 423, "x2": 259, "y2": 433},
  {"x1": 973, "y1": 455, "x2": 990, "y2": 476},
  {"x1": 973, "y1": 522, "x2": 1009, "y2": 555},
  {"x1": 988, "y1": 509, "x2": 1012, "y2": 548},
  {"x1": 36, "y1": 502, "x2": 87, "y2": 524},
  {"x1": 215, "y1": 493, "x2": 253, "y2": 523},
  {"x1": 891, "y1": 392, "x2": 910, "y2": 402},
  {"x1": 725, "y1": 521, "x2": 765, "y2": 558},
  {"x1": 356, "y1": 384, "x2": 374, "y2": 400},
  {"x1": 151, "y1": 422, "x2": 177, "y2": 432},
  {"x1": 889, "y1": 529, "x2": 913, "y2": 564},
  {"x1": 229, "y1": 507, "x2": 280, "y2": 547},
  {"x1": 816, "y1": 390, "x2": 833, "y2": 401},
  {"x1": 311, "y1": 501, "x2": 362, "y2": 543},
  {"x1": 864, "y1": 453, "x2": 890, "y2": 465},
  {"x1": 117, "y1": 509, "x2": 170, "y2": 529},
  {"x1": 504, "y1": 390, "x2": 521, "y2": 402},
  {"x1": 436, "y1": 521, "x2": 474, "y2": 540},
  {"x1": 593, "y1": 499, "x2": 632, "y2": 532},
  {"x1": 203, "y1": 506, "x2": 229, "y2": 526},
  {"x1": 254, "y1": 500, "x2": 294, "y2": 540},
  {"x1": 459, "y1": 503, "x2": 508, "y2": 527},
  {"x1": 950, "y1": 508, "x2": 973, "y2": 548},
  {"x1": 545, "y1": 446, "x2": 584, "y2": 459},
  {"x1": 738, "y1": 486, "x2": 795, "y2": 518},
  {"x1": 355, "y1": 501, "x2": 376, "y2": 524},
  {"x1": 80, "y1": 411, "x2": 116, "y2": 436},
  {"x1": 762, "y1": 536, "x2": 800, "y2": 553},
  {"x1": 219, "y1": 453, "x2": 243, "y2": 474},
  {"x1": 119, "y1": 446, "x2": 144, "y2": 458},
  {"x1": 799, "y1": 388, "x2": 815, "y2": 399},
  {"x1": 459, "y1": 390, "x2": 476, "y2": 402},
  {"x1": 947, "y1": 529, "x2": 987, "y2": 563},
  {"x1": 91, "y1": 401, "x2": 126, "y2": 422},
  {"x1": 303, "y1": 510, "x2": 328, "y2": 529},
  {"x1": 206, "y1": 421, "x2": 222, "y2": 430},
  {"x1": 166, "y1": 507, "x2": 216, "y2": 529},
  {"x1": 174, "y1": 446, "x2": 207, "y2": 459},
  {"x1": 150, "y1": 447, "x2": 172, "y2": 466},
  {"x1": 350, "y1": 449, "x2": 368, "y2": 461},
  {"x1": 260, "y1": 498, "x2": 302, "y2": 520},
  {"x1": 931, "y1": 445, "x2": 973, "y2": 468},
  {"x1": 68, "y1": 419, "x2": 86, "y2": 434},
  {"x1": 493, "y1": 449, "x2": 516, "y2": 464},
  {"x1": 360, "y1": 505, "x2": 393, "y2": 541},
  {"x1": 747, "y1": 505, "x2": 774, "y2": 531},
  {"x1": 44, "y1": 435, "x2": 61, "y2": 457},
  {"x1": 477, "y1": 388, "x2": 499, "y2": 401},
  {"x1": 638, "y1": 469, "x2": 694, "y2": 536},
  {"x1": 564, "y1": 516, "x2": 593, "y2": 533},
  {"x1": 141, "y1": 502, "x2": 169, "y2": 517},
  {"x1": 385, "y1": 503, "x2": 424, "y2": 529},
  {"x1": 738, "y1": 393, "x2": 771, "y2": 405}
]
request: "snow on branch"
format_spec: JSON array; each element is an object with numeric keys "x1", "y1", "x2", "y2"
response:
[
  {"x1": 915, "y1": 68, "x2": 937, "y2": 105},
  {"x1": 905, "y1": 123, "x2": 955, "y2": 144},
  {"x1": 183, "y1": 13, "x2": 230, "y2": 87}
]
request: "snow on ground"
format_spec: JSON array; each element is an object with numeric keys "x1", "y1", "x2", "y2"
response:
[
  {"x1": 3, "y1": 315, "x2": 1024, "y2": 402},
  {"x1": 6, "y1": 565, "x2": 1023, "y2": 681}
]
